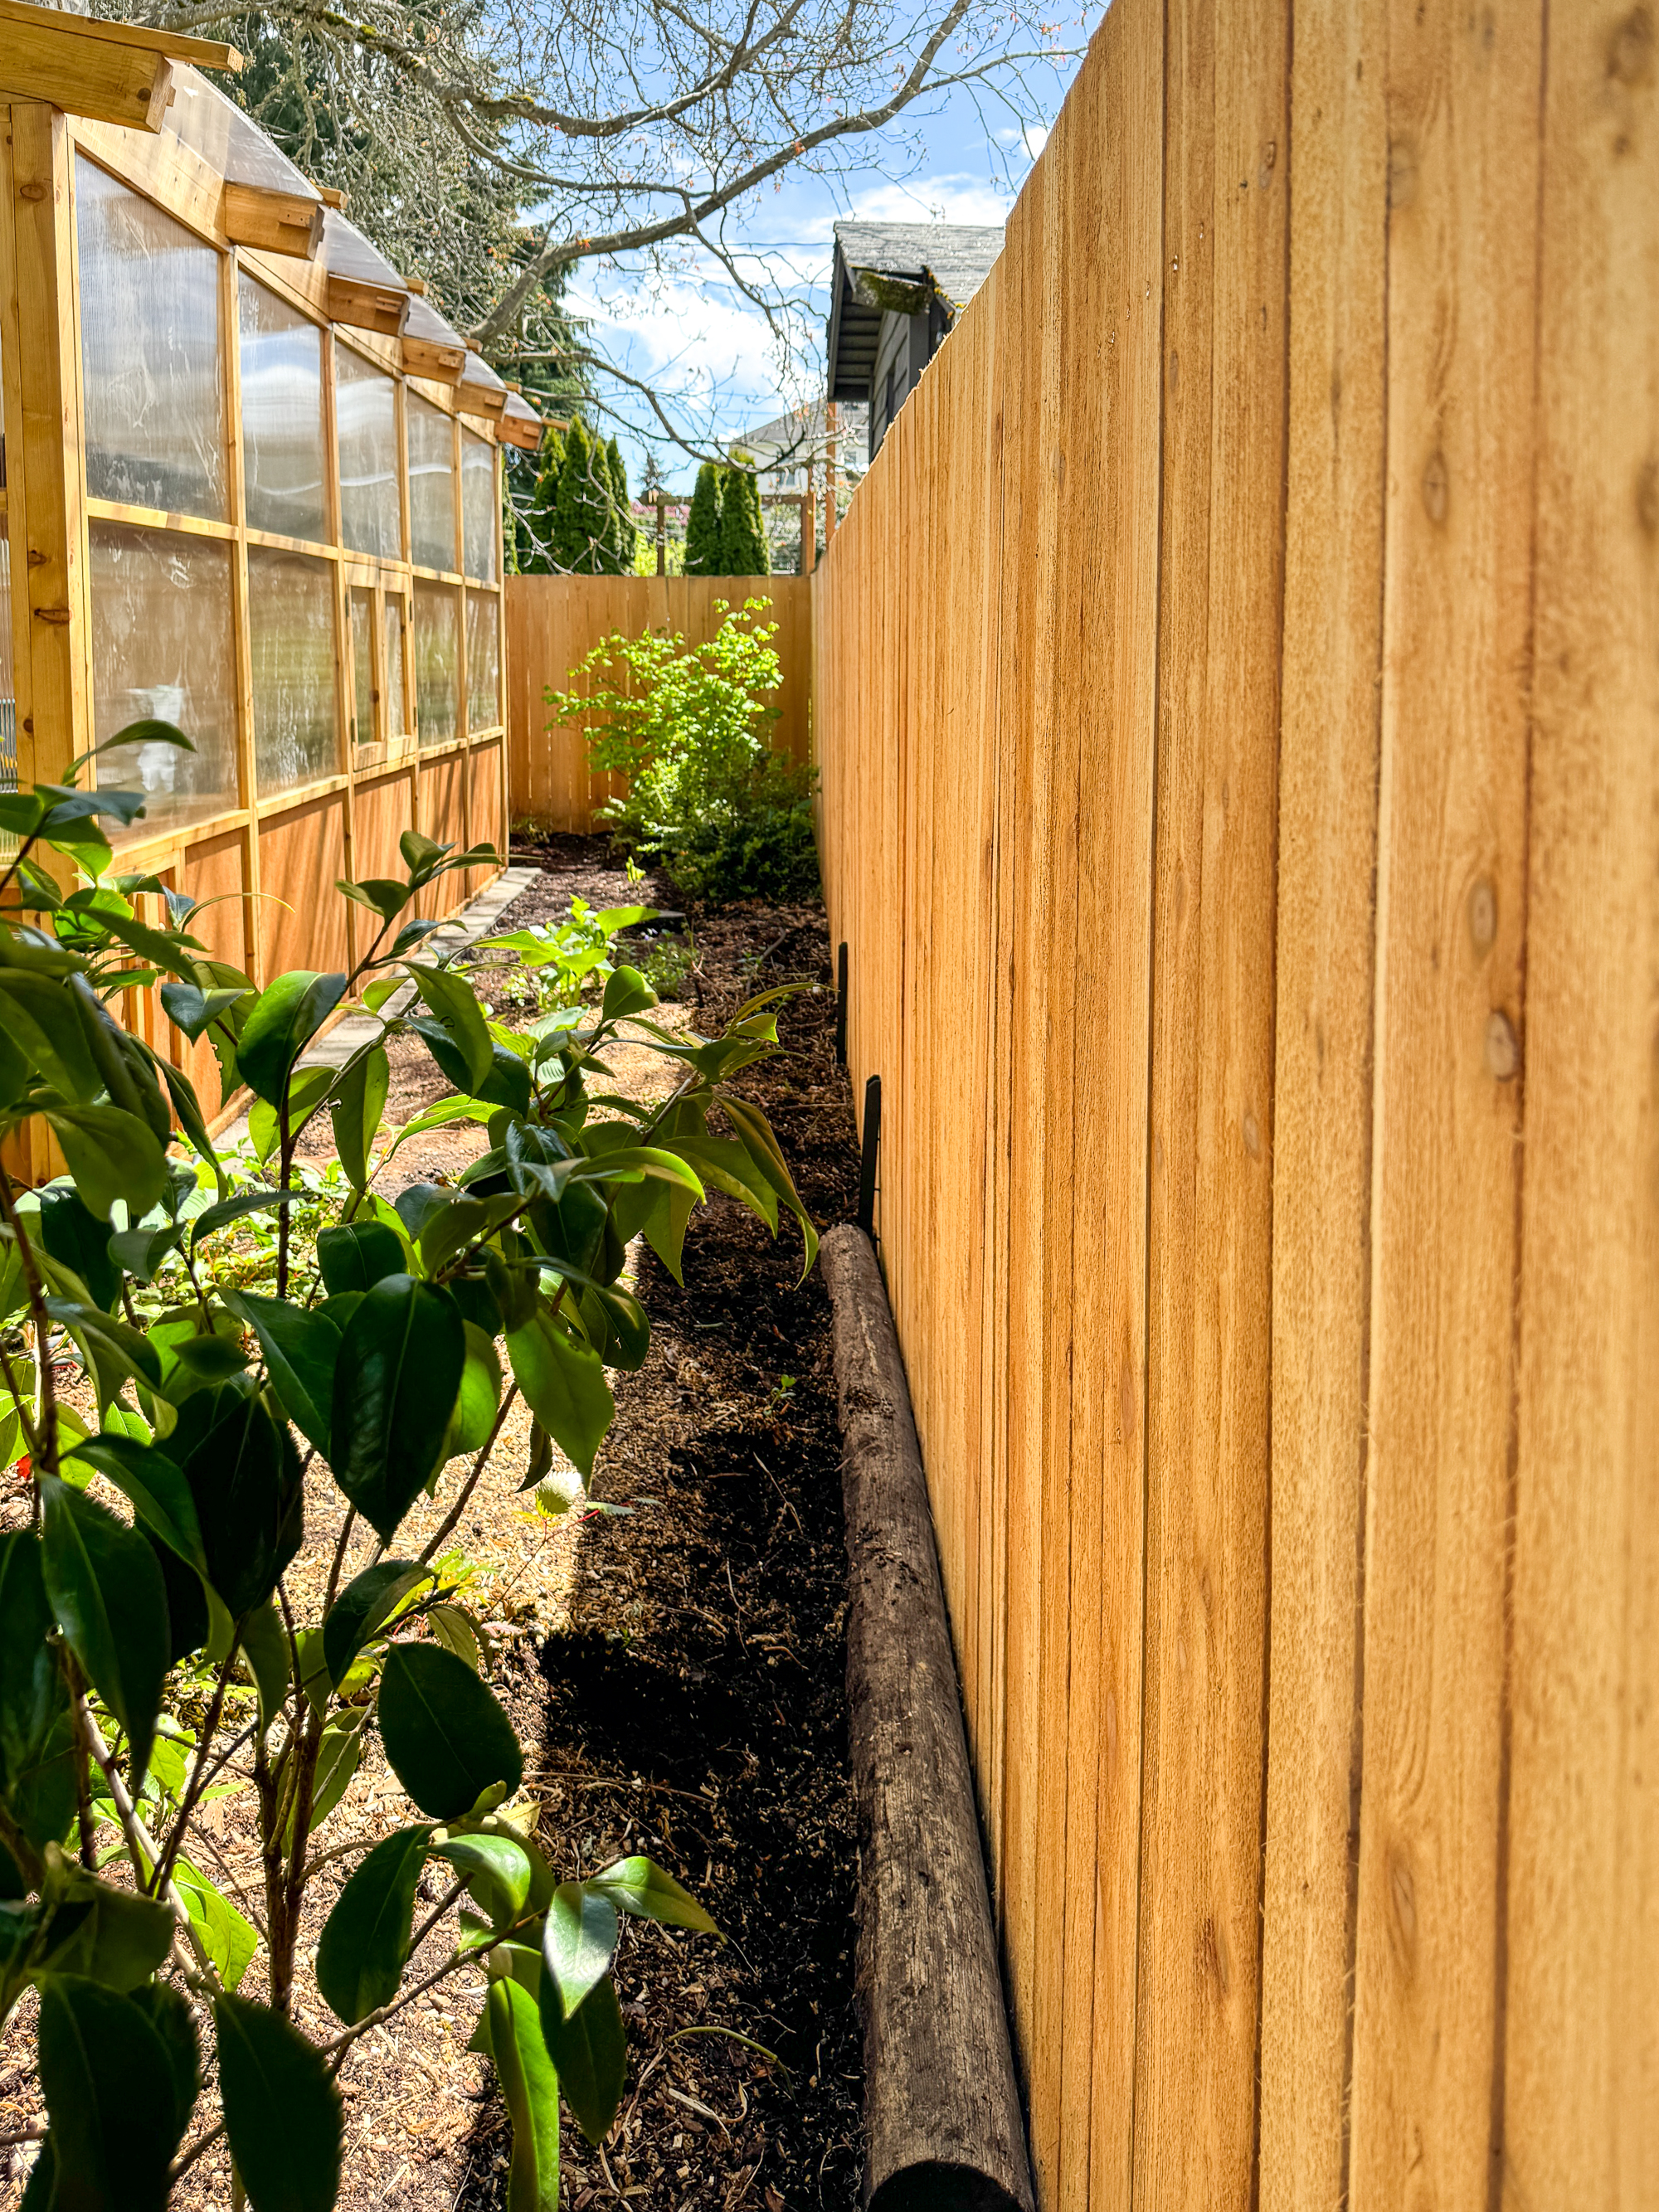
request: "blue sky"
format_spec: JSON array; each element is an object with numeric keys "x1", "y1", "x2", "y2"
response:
[{"x1": 566, "y1": 36, "x2": 1090, "y2": 493}]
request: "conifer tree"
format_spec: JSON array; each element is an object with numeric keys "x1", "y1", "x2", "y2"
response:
[
  {"x1": 718, "y1": 464, "x2": 769, "y2": 576},
  {"x1": 606, "y1": 437, "x2": 638, "y2": 573},
  {"x1": 522, "y1": 424, "x2": 565, "y2": 573},
  {"x1": 553, "y1": 418, "x2": 612, "y2": 573},
  {"x1": 684, "y1": 461, "x2": 723, "y2": 575}
]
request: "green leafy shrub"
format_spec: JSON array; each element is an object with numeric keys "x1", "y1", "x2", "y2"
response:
[
  {"x1": 550, "y1": 598, "x2": 820, "y2": 904},
  {"x1": 0, "y1": 724, "x2": 817, "y2": 2209}
]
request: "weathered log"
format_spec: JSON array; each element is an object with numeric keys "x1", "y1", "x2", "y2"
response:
[{"x1": 820, "y1": 1223, "x2": 1035, "y2": 2212}]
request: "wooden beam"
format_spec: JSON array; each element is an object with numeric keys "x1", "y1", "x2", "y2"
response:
[
  {"x1": 497, "y1": 411, "x2": 542, "y2": 452},
  {"x1": 0, "y1": 0, "x2": 240, "y2": 133},
  {"x1": 221, "y1": 180, "x2": 324, "y2": 261},
  {"x1": 456, "y1": 381, "x2": 508, "y2": 423},
  {"x1": 326, "y1": 274, "x2": 408, "y2": 338},
  {"x1": 402, "y1": 333, "x2": 465, "y2": 385}
]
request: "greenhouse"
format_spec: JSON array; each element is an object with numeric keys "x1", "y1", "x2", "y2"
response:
[{"x1": 0, "y1": 1, "x2": 543, "y2": 1124}]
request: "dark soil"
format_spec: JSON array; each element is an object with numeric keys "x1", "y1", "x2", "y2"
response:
[{"x1": 456, "y1": 832, "x2": 866, "y2": 2212}]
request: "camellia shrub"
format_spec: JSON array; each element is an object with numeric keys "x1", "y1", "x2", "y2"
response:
[
  {"x1": 550, "y1": 598, "x2": 821, "y2": 905},
  {"x1": 0, "y1": 725, "x2": 816, "y2": 2210}
]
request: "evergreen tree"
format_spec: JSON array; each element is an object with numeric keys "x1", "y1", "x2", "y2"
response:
[
  {"x1": 522, "y1": 425, "x2": 566, "y2": 574},
  {"x1": 606, "y1": 438, "x2": 638, "y2": 573},
  {"x1": 553, "y1": 419, "x2": 613, "y2": 574},
  {"x1": 719, "y1": 464, "x2": 769, "y2": 575},
  {"x1": 684, "y1": 462, "x2": 723, "y2": 575}
]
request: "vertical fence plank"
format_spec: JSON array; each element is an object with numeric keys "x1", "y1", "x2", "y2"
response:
[
  {"x1": 1133, "y1": 0, "x2": 1287, "y2": 2199},
  {"x1": 1504, "y1": 6, "x2": 1659, "y2": 2203},
  {"x1": 1346, "y1": 1, "x2": 1542, "y2": 2202},
  {"x1": 1257, "y1": 0, "x2": 1388, "y2": 2199}
]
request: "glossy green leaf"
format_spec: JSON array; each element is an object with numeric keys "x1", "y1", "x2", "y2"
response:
[
  {"x1": 600, "y1": 964, "x2": 655, "y2": 1020},
  {"x1": 543, "y1": 1882, "x2": 618, "y2": 2017},
  {"x1": 221, "y1": 1290, "x2": 341, "y2": 1456},
  {"x1": 44, "y1": 1106, "x2": 168, "y2": 1223},
  {"x1": 315, "y1": 1824, "x2": 431, "y2": 2025},
  {"x1": 317, "y1": 1218, "x2": 407, "y2": 1296},
  {"x1": 299, "y1": 1708, "x2": 367, "y2": 1839},
  {"x1": 718, "y1": 1096, "x2": 819, "y2": 1278},
  {"x1": 490, "y1": 1975, "x2": 562, "y2": 2212},
  {"x1": 586, "y1": 1855, "x2": 718, "y2": 1933},
  {"x1": 159, "y1": 979, "x2": 251, "y2": 1043},
  {"x1": 187, "y1": 1186, "x2": 300, "y2": 1251},
  {"x1": 506, "y1": 1305, "x2": 614, "y2": 1480},
  {"x1": 172, "y1": 1853, "x2": 258, "y2": 1990},
  {"x1": 215, "y1": 1991, "x2": 343, "y2": 2212},
  {"x1": 536, "y1": 1967, "x2": 626, "y2": 2146},
  {"x1": 36, "y1": 1976, "x2": 182, "y2": 2212},
  {"x1": 431, "y1": 1833, "x2": 533, "y2": 1933},
  {"x1": 39, "y1": 1478, "x2": 168, "y2": 1791},
  {"x1": 330, "y1": 1045, "x2": 390, "y2": 1189},
  {"x1": 445, "y1": 1323, "x2": 503, "y2": 1458},
  {"x1": 176, "y1": 1390, "x2": 303, "y2": 1619},
  {"x1": 36, "y1": 1186, "x2": 119, "y2": 1314},
  {"x1": 241, "y1": 1598, "x2": 290, "y2": 1728},
  {"x1": 329, "y1": 1276, "x2": 466, "y2": 1541},
  {"x1": 62, "y1": 1436, "x2": 205, "y2": 1574},
  {"x1": 236, "y1": 970, "x2": 347, "y2": 1106},
  {"x1": 408, "y1": 964, "x2": 494, "y2": 1092},
  {"x1": 378, "y1": 1641, "x2": 522, "y2": 1820},
  {"x1": 129, "y1": 1981, "x2": 201, "y2": 2141},
  {"x1": 34, "y1": 1849, "x2": 174, "y2": 1990},
  {"x1": 323, "y1": 1559, "x2": 426, "y2": 1688},
  {"x1": 426, "y1": 1601, "x2": 483, "y2": 1671},
  {"x1": 0, "y1": 971, "x2": 100, "y2": 1099},
  {"x1": 0, "y1": 1534, "x2": 69, "y2": 1806}
]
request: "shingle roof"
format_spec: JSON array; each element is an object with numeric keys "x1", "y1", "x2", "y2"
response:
[
  {"x1": 832, "y1": 221, "x2": 1005, "y2": 312},
  {"x1": 825, "y1": 220, "x2": 1004, "y2": 401}
]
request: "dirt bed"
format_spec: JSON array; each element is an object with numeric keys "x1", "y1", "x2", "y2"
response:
[{"x1": 0, "y1": 837, "x2": 865, "y2": 2212}]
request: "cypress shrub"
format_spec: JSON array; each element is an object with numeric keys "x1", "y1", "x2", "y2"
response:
[
  {"x1": 718, "y1": 465, "x2": 769, "y2": 575},
  {"x1": 684, "y1": 461, "x2": 723, "y2": 575}
]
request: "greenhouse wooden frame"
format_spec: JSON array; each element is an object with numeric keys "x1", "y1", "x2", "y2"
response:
[{"x1": 0, "y1": 10, "x2": 544, "y2": 1144}]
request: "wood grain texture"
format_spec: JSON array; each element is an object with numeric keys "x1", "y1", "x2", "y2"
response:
[
  {"x1": 1347, "y1": 3, "x2": 1540, "y2": 2201},
  {"x1": 1256, "y1": 0, "x2": 1388, "y2": 2200},
  {"x1": 1503, "y1": 4, "x2": 1659, "y2": 2203}
]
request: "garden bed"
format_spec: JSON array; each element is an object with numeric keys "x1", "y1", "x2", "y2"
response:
[{"x1": 0, "y1": 837, "x2": 864, "y2": 2212}]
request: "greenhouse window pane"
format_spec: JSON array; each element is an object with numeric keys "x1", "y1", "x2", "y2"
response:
[
  {"x1": 336, "y1": 343, "x2": 401, "y2": 559},
  {"x1": 350, "y1": 587, "x2": 374, "y2": 747},
  {"x1": 414, "y1": 581, "x2": 458, "y2": 746},
  {"x1": 466, "y1": 591, "x2": 501, "y2": 731},
  {"x1": 385, "y1": 595, "x2": 409, "y2": 737},
  {"x1": 460, "y1": 430, "x2": 497, "y2": 581},
  {"x1": 248, "y1": 547, "x2": 340, "y2": 791},
  {"x1": 89, "y1": 523, "x2": 237, "y2": 829},
  {"x1": 239, "y1": 275, "x2": 327, "y2": 541},
  {"x1": 408, "y1": 394, "x2": 457, "y2": 572},
  {"x1": 77, "y1": 158, "x2": 227, "y2": 519}
]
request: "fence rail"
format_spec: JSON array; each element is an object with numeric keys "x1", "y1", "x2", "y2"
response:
[
  {"x1": 504, "y1": 573, "x2": 811, "y2": 831},
  {"x1": 811, "y1": 0, "x2": 1657, "y2": 2205}
]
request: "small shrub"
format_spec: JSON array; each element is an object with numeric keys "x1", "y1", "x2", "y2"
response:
[{"x1": 550, "y1": 598, "x2": 820, "y2": 905}]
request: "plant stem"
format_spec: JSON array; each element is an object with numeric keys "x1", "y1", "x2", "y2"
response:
[
  {"x1": 324, "y1": 1508, "x2": 358, "y2": 1613},
  {"x1": 417, "y1": 1386, "x2": 519, "y2": 1564},
  {"x1": 77, "y1": 1697, "x2": 221, "y2": 1990},
  {"x1": 151, "y1": 1643, "x2": 240, "y2": 1894}
]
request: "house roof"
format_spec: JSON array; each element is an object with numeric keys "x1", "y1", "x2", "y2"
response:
[
  {"x1": 729, "y1": 397, "x2": 869, "y2": 470},
  {"x1": 825, "y1": 221, "x2": 1004, "y2": 401}
]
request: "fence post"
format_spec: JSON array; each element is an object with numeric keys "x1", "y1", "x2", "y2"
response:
[
  {"x1": 857, "y1": 1072, "x2": 881, "y2": 1241},
  {"x1": 825, "y1": 402, "x2": 839, "y2": 544},
  {"x1": 800, "y1": 471, "x2": 817, "y2": 576}
]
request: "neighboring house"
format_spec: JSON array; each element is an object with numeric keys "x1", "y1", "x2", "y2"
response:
[
  {"x1": 825, "y1": 221, "x2": 1005, "y2": 461},
  {"x1": 727, "y1": 399, "x2": 869, "y2": 493}
]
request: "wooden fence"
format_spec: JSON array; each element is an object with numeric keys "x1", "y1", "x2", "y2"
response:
[
  {"x1": 811, "y1": 0, "x2": 1657, "y2": 2206},
  {"x1": 504, "y1": 573, "x2": 811, "y2": 829}
]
